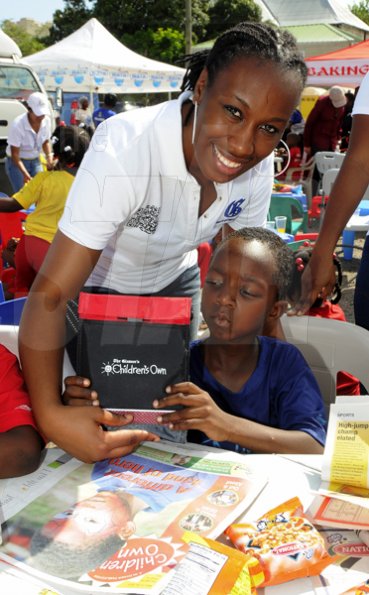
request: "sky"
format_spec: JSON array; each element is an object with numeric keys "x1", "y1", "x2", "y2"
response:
[
  {"x1": 0, "y1": 0, "x2": 357, "y2": 24},
  {"x1": 1, "y1": 0, "x2": 66, "y2": 23}
]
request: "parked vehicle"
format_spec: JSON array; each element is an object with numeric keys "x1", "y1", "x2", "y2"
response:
[{"x1": 0, "y1": 29, "x2": 55, "y2": 161}]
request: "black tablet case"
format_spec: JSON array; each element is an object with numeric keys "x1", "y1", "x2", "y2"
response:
[{"x1": 77, "y1": 293, "x2": 191, "y2": 423}]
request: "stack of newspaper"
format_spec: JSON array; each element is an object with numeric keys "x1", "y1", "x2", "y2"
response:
[{"x1": 0, "y1": 441, "x2": 266, "y2": 594}]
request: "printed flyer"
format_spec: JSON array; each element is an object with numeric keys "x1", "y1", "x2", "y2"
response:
[
  {"x1": 306, "y1": 397, "x2": 369, "y2": 532},
  {"x1": 0, "y1": 441, "x2": 266, "y2": 594},
  {"x1": 321, "y1": 396, "x2": 369, "y2": 492}
]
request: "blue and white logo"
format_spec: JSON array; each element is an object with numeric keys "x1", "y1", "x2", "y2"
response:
[{"x1": 224, "y1": 198, "x2": 246, "y2": 219}]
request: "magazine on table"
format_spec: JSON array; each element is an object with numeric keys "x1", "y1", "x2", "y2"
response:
[
  {"x1": 308, "y1": 396, "x2": 369, "y2": 531},
  {"x1": 0, "y1": 441, "x2": 266, "y2": 594}
]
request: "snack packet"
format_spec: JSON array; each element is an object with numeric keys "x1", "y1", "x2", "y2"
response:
[
  {"x1": 339, "y1": 579, "x2": 369, "y2": 594},
  {"x1": 225, "y1": 497, "x2": 332, "y2": 587},
  {"x1": 162, "y1": 531, "x2": 256, "y2": 595}
]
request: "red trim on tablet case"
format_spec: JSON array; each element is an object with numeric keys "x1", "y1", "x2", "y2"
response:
[
  {"x1": 78, "y1": 293, "x2": 191, "y2": 324},
  {"x1": 108, "y1": 409, "x2": 175, "y2": 424}
]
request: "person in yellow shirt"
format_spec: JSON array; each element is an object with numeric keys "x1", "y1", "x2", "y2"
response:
[{"x1": 0, "y1": 126, "x2": 90, "y2": 294}]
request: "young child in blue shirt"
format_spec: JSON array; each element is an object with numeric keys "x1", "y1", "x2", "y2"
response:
[
  {"x1": 153, "y1": 227, "x2": 326, "y2": 454},
  {"x1": 64, "y1": 227, "x2": 326, "y2": 454}
]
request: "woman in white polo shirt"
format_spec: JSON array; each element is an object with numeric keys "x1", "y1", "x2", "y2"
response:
[
  {"x1": 19, "y1": 22, "x2": 308, "y2": 463},
  {"x1": 5, "y1": 91, "x2": 54, "y2": 192}
]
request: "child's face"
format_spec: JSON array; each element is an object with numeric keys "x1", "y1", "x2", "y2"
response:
[{"x1": 202, "y1": 238, "x2": 278, "y2": 343}]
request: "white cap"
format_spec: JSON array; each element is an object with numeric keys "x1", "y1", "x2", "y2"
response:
[
  {"x1": 27, "y1": 92, "x2": 50, "y2": 117},
  {"x1": 329, "y1": 86, "x2": 347, "y2": 109}
]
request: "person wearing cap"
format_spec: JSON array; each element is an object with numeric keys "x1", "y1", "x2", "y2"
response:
[
  {"x1": 92, "y1": 93, "x2": 117, "y2": 128},
  {"x1": 0, "y1": 126, "x2": 91, "y2": 294},
  {"x1": 303, "y1": 86, "x2": 347, "y2": 194},
  {"x1": 5, "y1": 92, "x2": 54, "y2": 193}
]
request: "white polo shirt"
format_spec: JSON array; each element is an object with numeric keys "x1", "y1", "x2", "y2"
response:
[
  {"x1": 59, "y1": 92, "x2": 274, "y2": 294},
  {"x1": 6, "y1": 112, "x2": 51, "y2": 159},
  {"x1": 352, "y1": 73, "x2": 369, "y2": 116}
]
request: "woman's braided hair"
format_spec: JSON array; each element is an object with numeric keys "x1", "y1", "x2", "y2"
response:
[{"x1": 180, "y1": 21, "x2": 307, "y2": 93}]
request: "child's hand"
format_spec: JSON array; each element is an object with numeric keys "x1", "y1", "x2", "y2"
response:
[
  {"x1": 62, "y1": 376, "x2": 100, "y2": 407},
  {"x1": 153, "y1": 382, "x2": 231, "y2": 442}
]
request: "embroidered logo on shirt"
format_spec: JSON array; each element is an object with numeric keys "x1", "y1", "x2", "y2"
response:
[
  {"x1": 224, "y1": 198, "x2": 246, "y2": 219},
  {"x1": 15, "y1": 404, "x2": 31, "y2": 412},
  {"x1": 126, "y1": 206, "x2": 159, "y2": 234}
]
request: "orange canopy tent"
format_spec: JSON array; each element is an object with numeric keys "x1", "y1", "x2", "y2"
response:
[{"x1": 306, "y1": 39, "x2": 369, "y2": 87}]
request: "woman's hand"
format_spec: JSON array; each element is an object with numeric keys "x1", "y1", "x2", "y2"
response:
[
  {"x1": 153, "y1": 381, "x2": 231, "y2": 442},
  {"x1": 289, "y1": 249, "x2": 336, "y2": 315},
  {"x1": 43, "y1": 403, "x2": 160, "y2": 463}
]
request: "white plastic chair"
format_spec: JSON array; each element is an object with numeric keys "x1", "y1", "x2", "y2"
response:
[
  {"x1": 281, "y1": 315, "x2": 369, "y2": 413},
  {"x1": 321, "y1": 167, "x2": 339, "y2": 197},
  {"x1": 284, "y1": 156, "x2": 315, "y2": 204},
  {"x1": 314, "y1": 152, "x2": 345, "y2": 177},
  {"x1": 317, "y1": 167, "x2": 340, "y2": 231},
  {"x1": 0, "y1": 325, "x2": 75, "y2": 379}
]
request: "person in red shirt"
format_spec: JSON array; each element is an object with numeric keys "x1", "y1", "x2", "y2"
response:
[
  {"x1": 0, "y1": 345, "x2": 43, "y2": 478},
  {"x1": 303, "y1": 86, "x2": 346, "y2": 194},
  {"x1": 279, "y1": 132, "x2": 302, "y2": 181}
]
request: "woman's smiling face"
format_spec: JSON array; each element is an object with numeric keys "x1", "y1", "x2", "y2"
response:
[{"x1": 188, "y1": 55, "x2": 302, "y2": 184}]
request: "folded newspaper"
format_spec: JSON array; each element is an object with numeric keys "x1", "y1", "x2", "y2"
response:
[
  {"x1": 0, "y1": 441, "x2": 266, "y2": 594},
  {"x1": 308, "y1": 396, "x2": 369, "y2": 531}
]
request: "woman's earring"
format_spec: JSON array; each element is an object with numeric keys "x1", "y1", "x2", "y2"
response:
[{"x1": 192, "y1": 101, "x2": 198, "y2": 145}]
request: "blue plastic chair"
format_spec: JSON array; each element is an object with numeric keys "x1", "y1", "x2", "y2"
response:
[
  {"x1": 268, "y1": 194, "x2": 308, "y2": 235},
  {"x1": 0, "y1": 297, "x2": 27, "y2": 325}
]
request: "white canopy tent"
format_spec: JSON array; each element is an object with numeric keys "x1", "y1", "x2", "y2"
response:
[{"x1": 24, "y1": 18, "x2": 185, "y2": 95}]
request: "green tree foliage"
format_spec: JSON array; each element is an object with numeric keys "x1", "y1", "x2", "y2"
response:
[
  {"x1": 46, "y1": 0, "x2": 93, "y2": 44},
  {"x1": 122, "y1": 28, "x2": 185, "y2": 63},
  {"x1": 93, "y1": 0, "x2": 209, "y2": 40},
  {"x1": 207, "y1": 0, "x2": 262, "y2": 39},
  {"x1": 150, "y1": 28, "x2": 185, "y2": 63},
  {"x1": 351, "y1": 0, "x2": 369, "y2": 25},
  {"x1": 1, "y1": 20, "x2": 46, "y2": 56},
  {"x1": 42, "y1": 0, "x2": 206, "y2": 61}
]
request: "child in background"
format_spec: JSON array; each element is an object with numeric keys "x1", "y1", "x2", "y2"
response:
[
  {"x1": 0, "y1": 126, "x2": 90, "y2": 294},
  {"x1": 288, "y1": 245, "x2": 361, "y2": 395},
  {"x1": 0, "y1": 344, "x2": 43, "y2": 478},
  {"x1": 281, "y1": 132, "x2": 302, "y2": 180},
  {"x1": 63, "y1": 228, "x2": 326, "y2": 454}
]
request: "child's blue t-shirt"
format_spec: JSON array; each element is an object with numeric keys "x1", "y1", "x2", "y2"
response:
[{"x1": 188, "y1": 336, "x2": 327, "y2": 454}]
